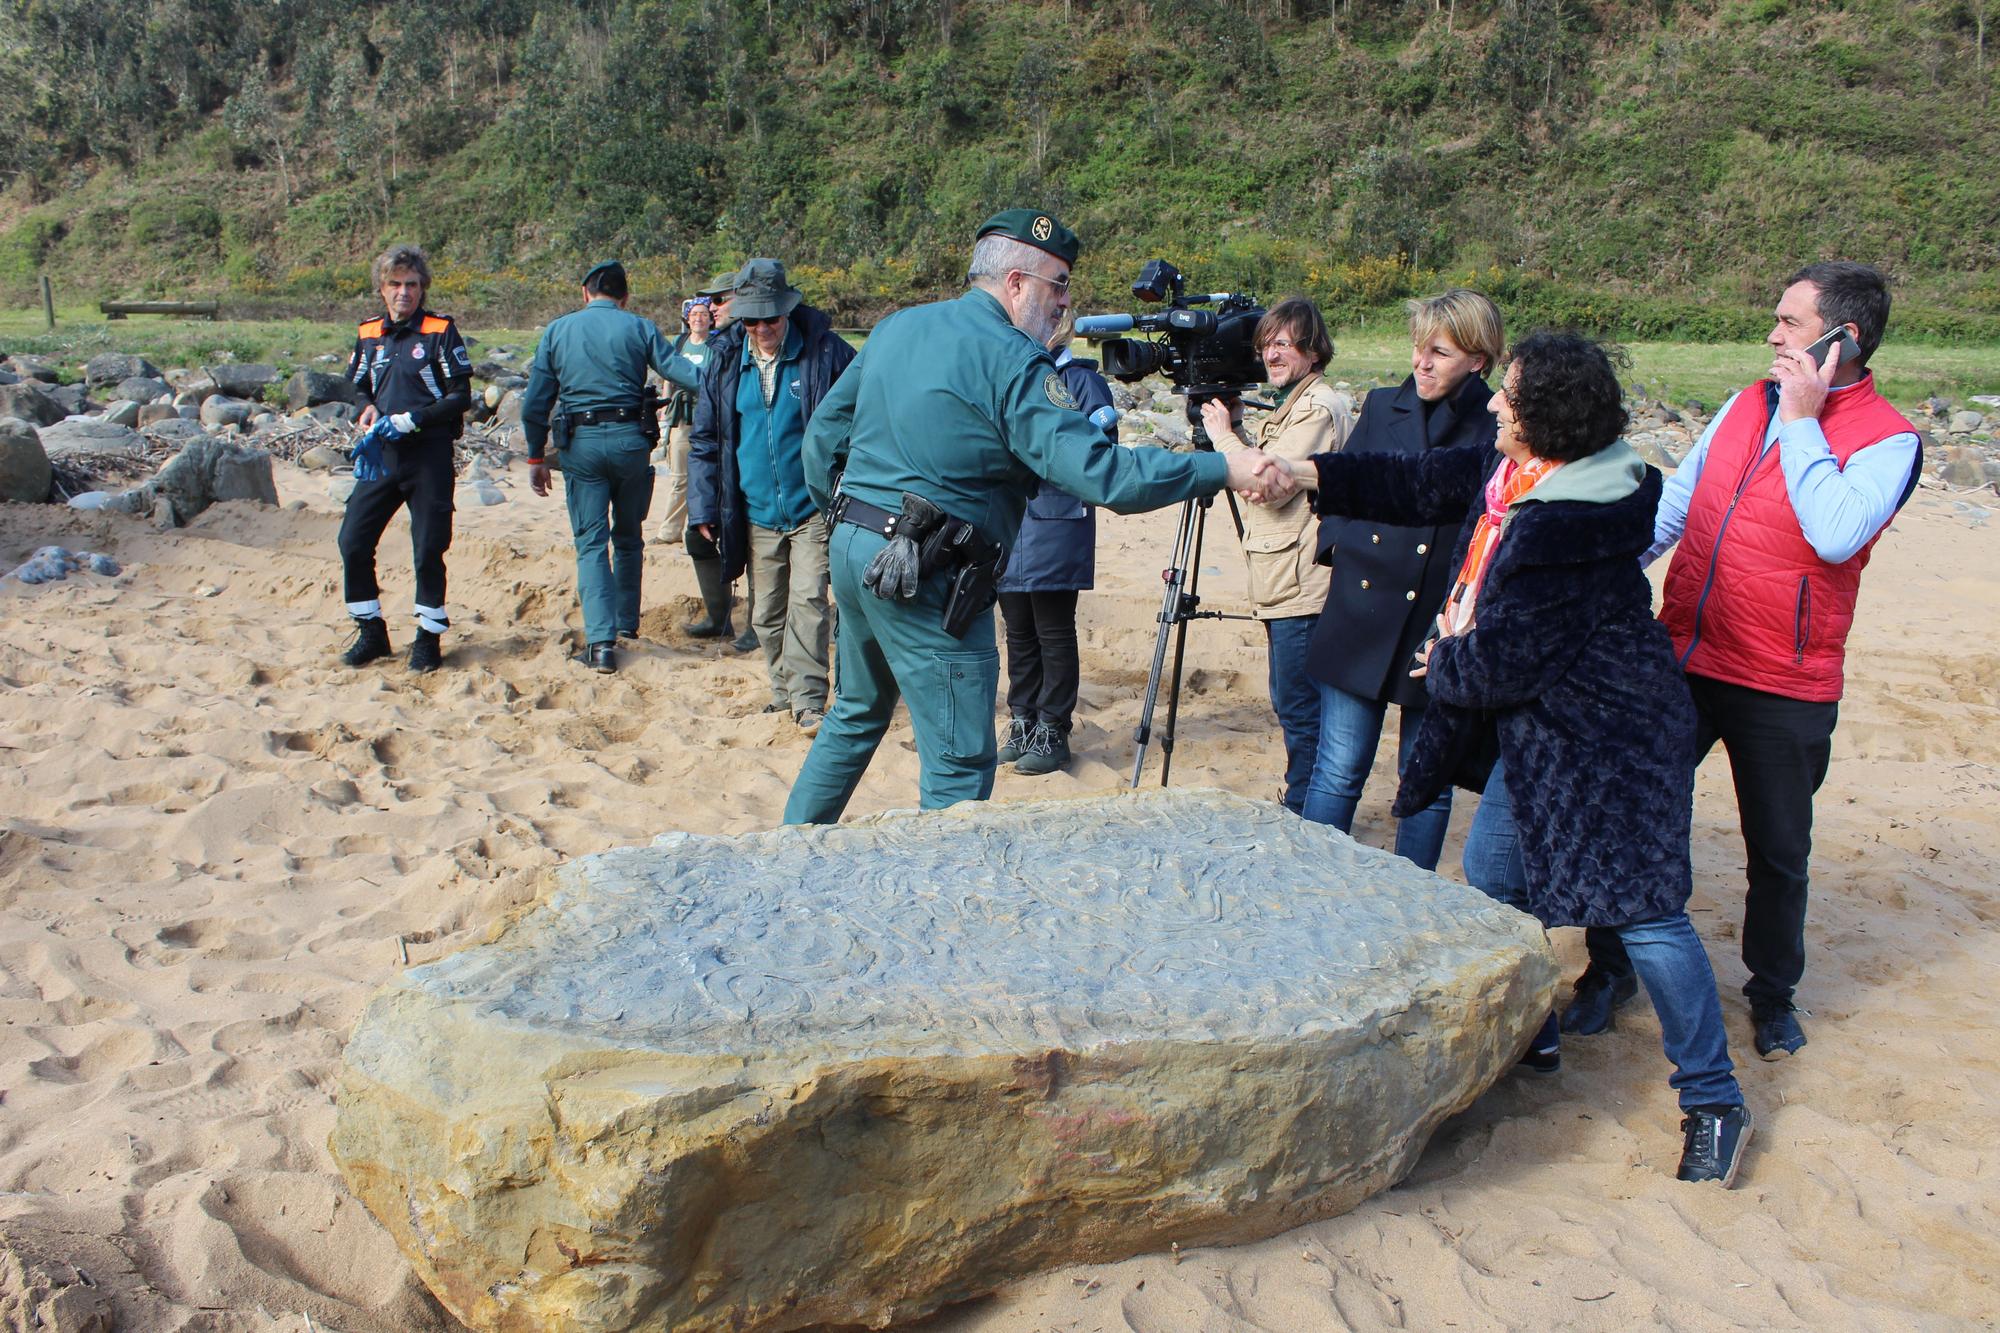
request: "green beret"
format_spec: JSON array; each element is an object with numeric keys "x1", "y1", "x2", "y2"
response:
[
  {"x1": 976, "y1": 208, "x2": 1079, "y2": 267},
  {"x1": 582, "y1": 259, "x2": 626, "y2": 288}
]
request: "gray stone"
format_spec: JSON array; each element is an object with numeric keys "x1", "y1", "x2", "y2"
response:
[
  {"x1": 331, "y1": 789, "x2": 1558, "y2": 1333},
  {"x1": 308, "y1": 400, "x2": 359, "y2": 426},
  {"x1": 4, "y1": 356, "x2": 61, "y2": 383},
  {"x1": 1629, "y1": 430, "x2": 1682, "y2": 471},
  {"x1": 45, "y1": 383, "x2": 91, "y2": 416},
  {"x1": 1141, "y1": 409, "x2": 1191, "y2": 447},
  {"x1": 1950, "y1": 410, "x2": 1985, "y2": 434},
  {"x1": 286, "y1": 369, "x2": 359, "y2": 410},
  {"x1": 298, "y1": 444, "x2": 346, "y2": 472},
  {"x1": 37, "y1": 419, "x2": 146, "y2": 458},
  {"x1": 0, "y1": 383, "x2": 65, "y2": 427},
  {"x1": 0, "y1": 368, "x2": 16, "y2": 386},
  {"x1": 121, "y1": 435, "x2": 279, "y2": 527},
  {"x1": 137, "y1": 403, "x2": 179, "y2": 427},
  {"x1": 5, "y1": 544, "x2": 117, "y2": 584},
  {"x1": 461, "y1": 479, "x2": 506, "y2": 506},
  {"x1": 204, "y1": 363, "x2": 280, "y2": 398},
  {"x1": 0, "y1": 417, "x2": 50, "y2": 503},
  {"x1": 175, "y1": 403, "x2": 199, "y2": 420},
  {"x1": 114, "y1": 375, "x2": 169, "y2": 403},
  {"x1": 328, "y1": 477, "x2": 356, "y2": 502},
  {"x1": 142, "y1": 417, "x2": 207, "y2": 444},
  {"x1": 198, "y1": 394, "x2": 256, "y2": 429},
  {"x1": 248, "y1": 412, "x2": 279, "y2": 431},
  {"x1": 1941, "y1": 445, "x2": 1987, "y2": 487},
  {"x1": 1970, "y1": 395, "x2": 2000, "y2": 409},
  {"x1": 83, "y1": 352, "x2": 161, "y2": 388},
  {"x1": 101, "y1": 400, "x2": 141, "y2": 428},
  {"x1": 496, "y1": 388, "x2": 524, "y2": 427}
]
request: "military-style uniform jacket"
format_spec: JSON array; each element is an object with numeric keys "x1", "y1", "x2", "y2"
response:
[
  {"x1": 803, "y1": 289, "x2": 1227, "y2": 551},
  {"x1": 1307, "y1": 372, "x2": 1495, "y2": 708},
  {"x1": 518, "y1": 298, "x2": 703, "y2": 462},
  {"x1": 346, "y1": 308, "x2": 473, "y2": 444}
]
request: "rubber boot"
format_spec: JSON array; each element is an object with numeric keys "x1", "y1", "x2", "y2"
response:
[{"x1": 687, "y1": 557, "x2": 733, "y2": 638}]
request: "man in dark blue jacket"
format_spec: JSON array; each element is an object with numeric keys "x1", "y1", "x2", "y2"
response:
[{"x1": 688, "y1": 260, "x2": 856, "y2": 731}]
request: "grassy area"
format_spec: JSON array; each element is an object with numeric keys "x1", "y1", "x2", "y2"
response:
[
  {"x1": 1325, "y1": 328, "x2": 2000, "y2": 412},
  {"x1": 9, "y1": 302, "x2": 1999, "y2": 414}
]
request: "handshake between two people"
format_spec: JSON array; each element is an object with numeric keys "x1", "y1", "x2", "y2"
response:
[{"x1": 1222, "y1": 449, "x2": 1300, "y2": 506}]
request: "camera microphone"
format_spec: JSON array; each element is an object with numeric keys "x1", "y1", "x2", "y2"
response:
[{"x1": 1074, "y1": 314, "x2": 1134, "y2": 336}]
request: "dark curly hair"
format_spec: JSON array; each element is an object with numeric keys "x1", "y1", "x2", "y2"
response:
[{"x1": 1505, "y1": 331, "x2": 1629, "y2": 463}]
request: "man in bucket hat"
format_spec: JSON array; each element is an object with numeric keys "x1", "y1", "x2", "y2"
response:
[{"x1": 687, "y1": 259, "x2": 856, "y2": 731}]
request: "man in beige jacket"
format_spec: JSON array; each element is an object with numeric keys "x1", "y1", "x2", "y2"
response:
[{"x1": 1202, "y1": 296, "x2": 1353, "y2": 812}]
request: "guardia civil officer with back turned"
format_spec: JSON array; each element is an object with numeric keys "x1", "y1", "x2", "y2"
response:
[
  {"x1": 521, "y1": 260, "x2": 703, "y2": 674},
  {"x1": 783, "y1": 209, "x2": 1293, "y2": 822},
  {"x1": 336, "y1": 242, "x2": 473, "y2": 674}
]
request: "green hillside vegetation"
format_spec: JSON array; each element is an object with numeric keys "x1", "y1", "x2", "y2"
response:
[{"x1": 2, "y1": 0, "x2": 1997, "y2": 341}]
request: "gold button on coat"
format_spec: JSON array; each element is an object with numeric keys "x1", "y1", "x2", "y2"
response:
[
  {"x1": 1371, "y1": 533, "x2": 1380, "y2": 543},
  {"x1": 1417, "y1": 543, "x2": 1429, "y2": 554},
  {"x1": 1405, "y1": 591, "x2": 1417, "y2": 601}
]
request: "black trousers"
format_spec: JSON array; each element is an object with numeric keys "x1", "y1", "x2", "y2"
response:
[
  {"x1": 1587, "y1": 671, "x2": 1837, "y2": 1010},
  {"x1": 337, "y1": 440, "x2": 455, "y2": 617},
  {"x1": 999, "y1": 590, "x2": 1080, "y2": 731}
]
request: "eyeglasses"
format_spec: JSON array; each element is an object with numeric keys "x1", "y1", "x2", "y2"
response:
[
  {"x1": 1013, "y1": 268, "x2": 1071, "y2": 293},
  {"x1": 1263, "y1": 338, "x2": 1300, "y2": 353},
  {"x1": 742, "y1": 314, "x2": 787, "y2": 326}
]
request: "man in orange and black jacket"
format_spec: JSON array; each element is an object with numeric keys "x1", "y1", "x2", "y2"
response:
[{"x1": 336, "y1": 242, "x2": 473, "y2": 673}]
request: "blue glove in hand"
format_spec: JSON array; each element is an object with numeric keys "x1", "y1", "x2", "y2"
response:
[{"x1": 352, "y1": 417, "x2": 399, "y2": 481}]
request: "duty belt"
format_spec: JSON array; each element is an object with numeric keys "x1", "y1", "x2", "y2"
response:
[
  {"x1": 828, "y1": 492, "x2": 906, "y2": 537},
  {"x1": 569, "y1": 405, "x2": 645, "y2": 427}
]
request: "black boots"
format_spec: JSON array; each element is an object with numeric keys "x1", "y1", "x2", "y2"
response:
[
  {"x1": 341, "y1": 616, "x2": 393, "y2": 667},
  {"x1": 408, "y1": 628, "x2": 442, "y2": 673},
  {"x1": 687, "y1": 557, "x2": 734, "y2": 639}
]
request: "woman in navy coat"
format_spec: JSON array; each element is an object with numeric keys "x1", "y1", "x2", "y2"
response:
[
  {"x1": 1287, "y1": 331, "x2": 1753, "y2": 1188},
  {"x1": 995, "y1": 314, "x2": 1111, "y2": 776},
  {"x1": 1300, "y1": 290, "x2": 1504, "y2": 870}
]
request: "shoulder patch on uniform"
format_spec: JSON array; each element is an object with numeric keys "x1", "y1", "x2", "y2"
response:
[
  {"x1": 358, "y1": 317, "x2": 385, "y2": 336},
  {"x1": 419, "y1": 315, "x2": 451, "y2": 334},
  {"x1": 1044, "y1": 372, "x2": 1077, "y2": 410}
]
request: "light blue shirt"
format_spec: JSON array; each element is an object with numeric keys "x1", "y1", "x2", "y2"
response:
[{"x1": 1645, "y1": 378, "x2": 1919, "y2": 567}]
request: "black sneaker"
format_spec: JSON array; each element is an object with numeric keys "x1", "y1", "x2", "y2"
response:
[
  {"x1": 341, "y1": 616, "x2": 392, "y2": 667},
  {"x1": 1752, "y1": 1005, "x2": 1807, "y2": 1060},
  {"x1": 1516, "y1": 1013, "x2": 1561, "y2": 1075},
  {"x1": 577, "y1": 641, "x2": 616, "y2": 674},
  {"x1": 408, "y1": 628, "x2": 442, "y2": 673},
  {"x1": 996, "y1": 716, "x2": 1033, "y2": 765},
  {"x1": 1561, "y1": 965, "x2": 1639, "y2": 1036},
  {"x1": 1013, "y1": 721, "x2": 1071, "y2": 775},
  {"x1": 1677, "y1": 1103, "x2": 1753, "y2": 1186}
]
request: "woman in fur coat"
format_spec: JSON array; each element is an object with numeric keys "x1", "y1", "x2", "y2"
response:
[{"x1": 1284, "y1": 331, "x2": 1753, "y2": 1188}]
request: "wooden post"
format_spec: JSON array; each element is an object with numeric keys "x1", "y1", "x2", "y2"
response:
[{"x1": 40, "y1": 275, "x2": 54, "y2": 330}]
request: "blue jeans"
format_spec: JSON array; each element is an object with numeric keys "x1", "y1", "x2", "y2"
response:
[
  {"x1": 1300, "y1": 681, "x2": 1451, "y2": 870},
  {"x1": 561, "y1": 424, "x2": 654, "y2": 644},
  {"x1": 1464, "y1": 763, "x2": 1742, "y2": 1111},
  {"x1": 1265, "y1": 616, "x2": 1320, "y2": 813}
]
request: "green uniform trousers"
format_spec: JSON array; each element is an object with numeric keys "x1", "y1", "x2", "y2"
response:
[
  {"x1": 784, "y1": 521, "x2": 999, "y2": 822},
  {"x1": 561, "y1": 423, "x2": 654, "y2": 644}
]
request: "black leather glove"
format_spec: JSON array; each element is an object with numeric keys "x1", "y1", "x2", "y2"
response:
[{"x1": 860, "y1": 494, "x2": 946, "y2": 601}]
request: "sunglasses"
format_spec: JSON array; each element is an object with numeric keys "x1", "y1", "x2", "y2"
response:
[{"x1": 742, "y1": 314, "x2": 787, "y2": 326}]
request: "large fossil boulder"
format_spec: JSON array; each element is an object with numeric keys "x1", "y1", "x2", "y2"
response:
[{"x1": 331, "y1": 790, "x2": 1559, "y2": 1333}]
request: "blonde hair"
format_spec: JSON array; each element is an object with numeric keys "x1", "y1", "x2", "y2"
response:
[
  {"x1": 1407, "y1": 288, "x2": 1504, "y2": 372},
  {"x1": 1047, "y1": 309, "x2": 1077, "y2": 354}
]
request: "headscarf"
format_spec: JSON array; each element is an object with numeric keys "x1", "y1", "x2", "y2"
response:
[{"x1": 681, "y1": 295, "x2": 713, "y2": 320}]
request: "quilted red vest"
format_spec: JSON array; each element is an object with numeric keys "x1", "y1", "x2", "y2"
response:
[{"x1": 1659, "y1": 374, "x2": 1915, "y2": 702}]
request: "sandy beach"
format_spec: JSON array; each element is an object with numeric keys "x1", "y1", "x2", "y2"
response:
[{"x1": 1, "y1": 456, "x2": 1995, "y2": 1331}]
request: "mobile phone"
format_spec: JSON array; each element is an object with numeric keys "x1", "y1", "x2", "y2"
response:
[{"x1": 1800, "y1": 324, "x2": 1860, "y2": 367}]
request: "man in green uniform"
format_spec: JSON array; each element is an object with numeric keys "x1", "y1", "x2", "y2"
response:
[
  {"x1": 783, "y1": 209, "x2": 1291, "y2": 822},
  {"x1": 521, "y1": 260, "x2": 703, "y2": 673}
]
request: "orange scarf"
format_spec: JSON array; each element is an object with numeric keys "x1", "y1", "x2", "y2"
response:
[{"x1": 1439, "y1": 456, "x2": 1560, "y2": 636}]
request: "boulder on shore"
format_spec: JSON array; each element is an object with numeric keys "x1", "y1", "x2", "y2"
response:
[
  {"x1": 37, "y1": 419, "x2": 147, "y2": 458},
  {"x1": 0, "y1": 417, "x2": 50, "y2": 502},
  {"x1": 205, "y1": 363, "x2": 280, "y2": 398},
  {"x1": 199, "y1": 395, "x2": 256, "y2": 429},
  {"x1": 286, "y1": 369, "x2": 359, "y2": 410},
  {"x1": 0, "y1": 382, "x2": 65, "y2": 428},
  {"x1": 116, "y1": 433, "x2": 277, "y2": 527},
  {"x1": 83, "y1": 352, "x2": 161, "y2": 388},
  {"x1": 332, "y1": 789, "x2": 1558, "y2": 1333}
]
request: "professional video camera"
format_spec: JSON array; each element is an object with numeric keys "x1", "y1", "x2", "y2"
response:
[
  {"x1": 1075, "y1": 259, "x2": 1273, "y2": 793},
  {"x1": 1074, "y1": 259, "x2": 1266, "y2": 404}
]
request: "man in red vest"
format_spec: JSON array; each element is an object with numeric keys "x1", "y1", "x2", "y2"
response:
[{"x1": 1565, "y1": 262, "x2": 1921, "y2": 1060}]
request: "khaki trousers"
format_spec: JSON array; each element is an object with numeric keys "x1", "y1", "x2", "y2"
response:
[
  {"x1": 749, "y1": 514, "x2": 831, "y2": 711},
  {"x1": 655, "y1": 421, "x2": 692, "y2": 542}
]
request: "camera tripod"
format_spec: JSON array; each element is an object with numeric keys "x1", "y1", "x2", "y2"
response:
[{"x1": 1129, "y1": 392, "x2": 1267, "y2": 790}]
